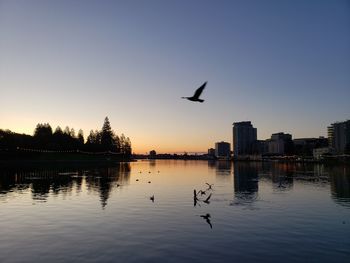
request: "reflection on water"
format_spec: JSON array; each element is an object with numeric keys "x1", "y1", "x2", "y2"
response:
[
  {"x1": 233, "y1": 163, "x2": 259, "y2": 206},
  {"x1": 329, "y1": 166, "x2": 350, "y2": 207},
  {"x1": 1, "y1": 162, "x2": 349, "y2": 207},
  {"x1": 0, "y1": 163, "x2": 130, "y2": 208},
  {"x1": 0, "y1": 161, "x2": 349, "y2": 263}
]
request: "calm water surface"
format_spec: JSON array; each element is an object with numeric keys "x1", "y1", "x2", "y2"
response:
[{"x1": 0, "y1": 160, "x2": 349, "y2": 262}]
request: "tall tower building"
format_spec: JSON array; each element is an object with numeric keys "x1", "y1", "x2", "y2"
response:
[
  {"x1": 328, "y1": 120, "x2": 350, "y2": 153},
  {"x1": 232, "y1": 121, "x2": 257, "y2": 156}
]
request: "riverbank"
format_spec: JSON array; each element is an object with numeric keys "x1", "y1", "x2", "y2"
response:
[{"x1": 0, "y1": 150, "x2": 133, "y2": 167}]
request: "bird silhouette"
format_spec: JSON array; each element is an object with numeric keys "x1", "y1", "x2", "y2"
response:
[
  {"x1": 150, "y1": 195, "x2": 154, "y2": 202},
  {"x1": 205, "y1": 183, "x2": 214, "y2": 190},
  {"x1": 182, "y1": 82, "x2": 207, "y2": 102},
  {"x1": 193, "y1": 189, "x2": 200, "y2": 207},
  {"x1": 198, "y1": 190, "x2": 207, "y2": 196},
  {"x1": 200, "y1": 213, "x2": 213, "y2": 229},
  {"x1": 203, "y1": 193, "x2": 212, "y2": 204}
]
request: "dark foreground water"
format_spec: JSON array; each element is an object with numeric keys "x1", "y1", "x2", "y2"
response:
[{"x1": 0, "y1": 160, "x2": 349, "y2": 263}]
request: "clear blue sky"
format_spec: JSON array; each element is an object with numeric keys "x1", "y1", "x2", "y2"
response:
[{"x1": 0, "y1": 0, "x2": 349, "y2": 153}]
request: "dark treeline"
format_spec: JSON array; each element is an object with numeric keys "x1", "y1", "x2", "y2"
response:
[{"x1": 0, "y1": 117, "x2": 131, "y2": 156}]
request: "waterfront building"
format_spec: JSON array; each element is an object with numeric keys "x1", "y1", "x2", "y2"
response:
[
  {"x1": 207, "y1": 148, "x2": 215, "y2": 157},
  {"x1": 266, "y1": 132, "x2": 293, "y2": 155},
  {"x1": 215, "y1": 141, "x2": 231, "y2": 159},
  {"x1": 293, "y1": 137, "x2": 328, "y2": 156},
  {"x1": 313, "y1": 147, "x2": 334, "y2": 160},
  {"x1": 232, "y1": 121, "x2": 257, "y2": 156},
  {"x1": 328, "y1": 120, "x2": 350, "y2": 153}
]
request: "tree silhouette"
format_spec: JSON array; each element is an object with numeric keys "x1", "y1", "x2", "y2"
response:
[
  {"x1": 0, "y1": 117, "x2": 132, "y2": 158},
  {"x1": 101, "y1": 117, "x2": 113, "y2": 150},
  {"x1": 77, "y1": 129, "x2": 84, "y2": 146},
  {"x1": 34, "y1": 123, "x2": 53, "y2": 148}
]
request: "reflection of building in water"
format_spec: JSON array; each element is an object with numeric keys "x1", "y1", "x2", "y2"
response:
[
  {"x1": 268, "y1": 163, "x2": 294, "y2": 191},
  {"x1": 328, "y1": 166, "x2": 350, "y2": 207},
  {"x1": 215, "y1": 161, "x2": 232, "y2": 177},
  {"x1": 207, "y1": 160, "x2": 216, "y2": 170},
  {"x1": 233, "y1": 163, "x2": 259, "y2": 202}
]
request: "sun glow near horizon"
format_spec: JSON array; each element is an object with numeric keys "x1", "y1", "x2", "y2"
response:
[{"x1": 0, "y1": 0, "x2": 349, "y2": 153}]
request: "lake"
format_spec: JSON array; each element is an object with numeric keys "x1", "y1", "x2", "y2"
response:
[{"x1": 0, "y1": 160, "x2": 349, "y2": 262}]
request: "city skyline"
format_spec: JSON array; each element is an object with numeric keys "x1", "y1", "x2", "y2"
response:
[{"x1": 1, "y1": 0, "x2": 349, "y2": 153}]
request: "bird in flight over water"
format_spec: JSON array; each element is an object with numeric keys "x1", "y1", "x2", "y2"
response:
[{"x1": 182, "y1": 82, "x2": 207, "y2": 103}]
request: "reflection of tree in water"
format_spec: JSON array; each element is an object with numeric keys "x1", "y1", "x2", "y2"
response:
[
  {"x1": 0, "y1": 170, "x2": 30, "y2": 195},
  {"x1": 0, "y1": 168, "x2": 82, "y2": 202},
  {"x1": 233, "y1": 163, "x2": 259, "y2": 204},
  {"x1": 328, "y1": 166, "x2": 350, "y2": 207},
  {"x1": 207, "y1": 160, "x2": 216, "y2": 170},
  {"x1": 0, "y1": 163, "x2": 131, "y2": 207},
  {"x1": 85, "y1": 163, "x2": 131, "y2": 208},
  {"x1": 149, "y1": 160, "x2": 156, "y2": 167}
]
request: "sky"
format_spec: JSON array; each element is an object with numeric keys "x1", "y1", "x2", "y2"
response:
[{"x1": 0, "y1": 0, "x2": 349, "y2": 153}]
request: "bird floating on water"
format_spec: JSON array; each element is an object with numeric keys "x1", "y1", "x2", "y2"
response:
[{"x1": 182, "y1": 82, "x2": 207, "y2": 103}]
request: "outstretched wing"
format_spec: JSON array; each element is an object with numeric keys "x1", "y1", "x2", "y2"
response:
[
  {"x1": 205, "y1": 193, "x2": 212, "y2": 202},
  {"x1": 192, "y1": 82, "x2": 207, "y2": 99}
]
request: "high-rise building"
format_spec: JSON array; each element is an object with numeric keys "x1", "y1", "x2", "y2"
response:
[
  {"x1": 328, "y1": 120, "x2": 350, "y2": 153},
  {"x1": 232, "y1": 121, "x2": 257, "y2": 156},
  {"x1": 215, "y1": 141, "x2": 231, "y2": 159}
]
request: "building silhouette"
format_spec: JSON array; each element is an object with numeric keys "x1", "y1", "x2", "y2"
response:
[
  {"x1": 232, "y1": 121, "x2": 257, "y2": 157},
  {"x1": 328, "y1": 120, "x2": 350, "y2": 153},
  {"x1": 293, "y1": 137, "x2": 328, "y2": 156},
  {"x1": 266, "y1": 132, "x2": 293, "y2": 155},
  {"x1": 215, "y1": 141, "x2": 231, "y2": 159},
  {"x1": 207, "y1": 148, "x2": 215, "y2": 158}
]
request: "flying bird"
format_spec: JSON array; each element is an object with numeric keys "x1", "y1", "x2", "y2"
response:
[
  {"x1": 193, "y1": 189, "x2": 200, "y2": 207},
  {"x1": 182, "y1": 82, "x2": 207, "y2": 103},
  {"x1": 150, "y1": 195, "x2": 155, "y2": 202},
  {"x1": 198, "y1": 190, "x2": 207, "y2": 196},
  {"x1": 203, "y1": 193, "x2": 212, "y2": 204},
  {"x1": 205, "y1": 183, "x2": 214, "y2": 190}
]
